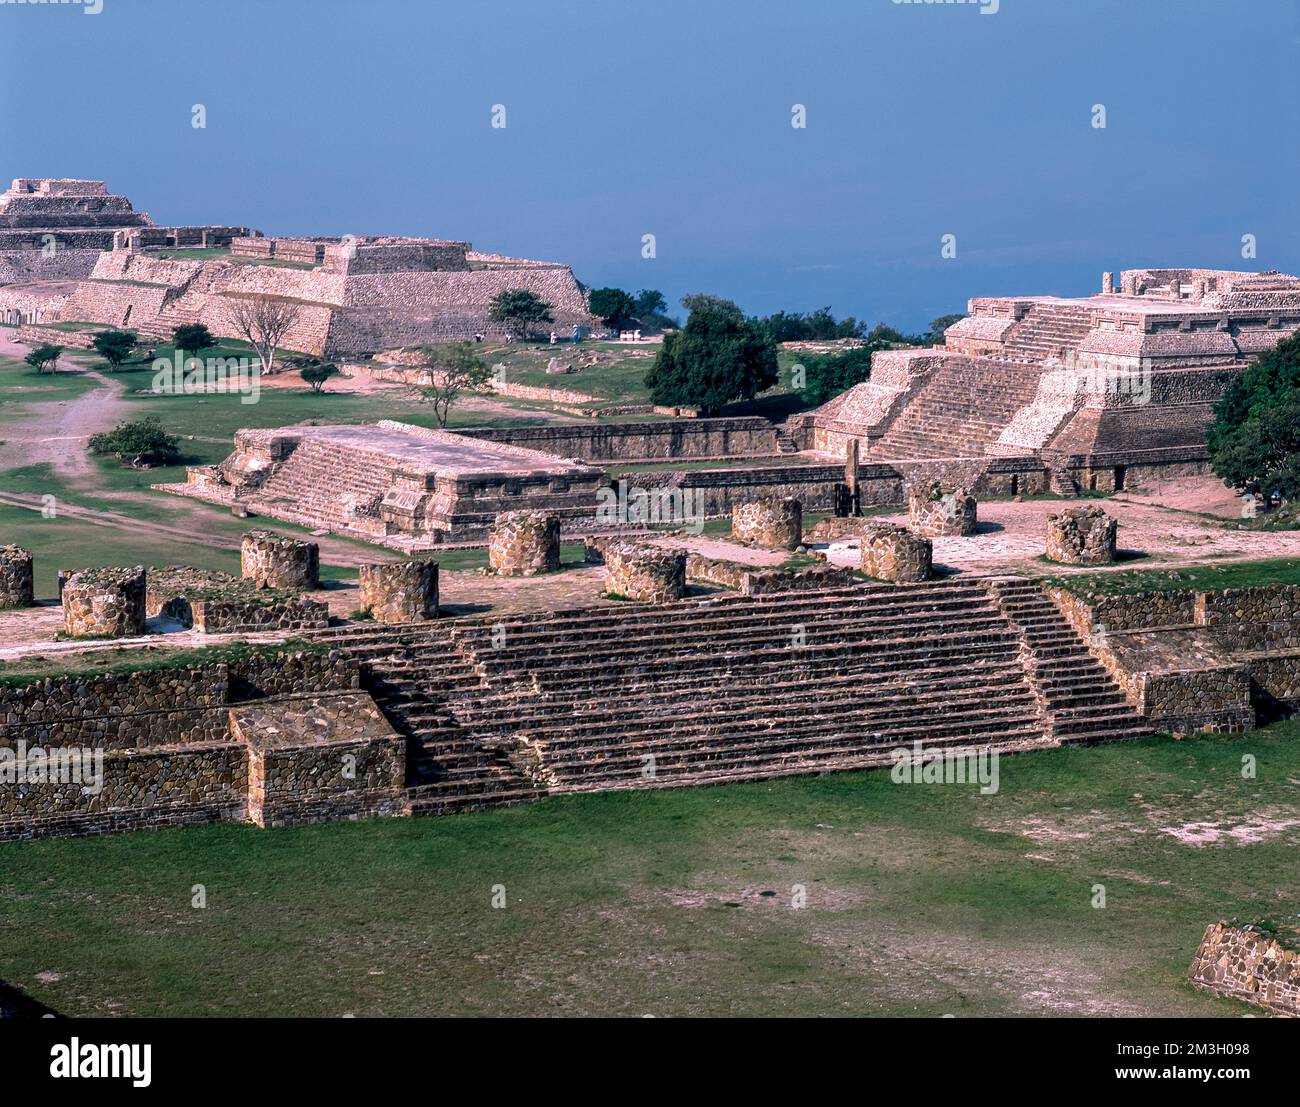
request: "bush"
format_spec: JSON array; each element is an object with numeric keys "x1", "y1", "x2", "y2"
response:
[
  {"x1": 91, "y1": 329, "x2": 139, "y2": 369},
  {"x1": 87, "y1": 416, "x2": 182, "y2": 467},
  {"x1": 1209, "y1": 332, "x2": 1300, "y2": 499},
  {"x1": 24, "y1": 344, "x2": 62, "y2": 373}
]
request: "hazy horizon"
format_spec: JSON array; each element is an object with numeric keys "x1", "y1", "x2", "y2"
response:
[{"x1": 4, "y1": 0, "x2": 1298, "y2": 329}]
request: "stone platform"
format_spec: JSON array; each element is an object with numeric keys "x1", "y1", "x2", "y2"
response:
[{"x1": 166, "y1": 420, "x2": 609, "y2": 548}]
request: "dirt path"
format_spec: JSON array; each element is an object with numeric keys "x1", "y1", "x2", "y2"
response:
[{"x1": 0, "y1": 333, "x2": 132, "y2": 476}]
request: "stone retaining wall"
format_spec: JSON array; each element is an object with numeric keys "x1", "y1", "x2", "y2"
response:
[
  {"x1": 1189, "y1": 922, "x2": 1300, "y2": 1015},
  {"x1": 684, "y1": 553, "x2": 857, "y2": 596},
  {"x1": 457, "y1": 417, "x2": 779, "y2": 462}
]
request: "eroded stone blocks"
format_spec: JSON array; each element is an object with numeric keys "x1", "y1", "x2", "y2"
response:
[
  {"x1": 908, "y1": 482, "x2": 977, "y2": 537},
  {"x1": 241, "y1": 530, "x2": 320, "y2": 590},
  {"x1": 359, "y1": 559, "x2": 439, "y2": 623},
  {"x1": 62, "y1": 566, "x2": 146, "y2": 638},
  {"x1": 489, "y1": 511, "x2": 560, "y2": 576},
  {"x1": 1045, "y1": 505, "x2": 1117, "y2": 565},
  {"x1": 605, "y1": 543, "x2": 687, "y2": 603},
  {"x1": 0, "y1": 545, "x2": 34, "y2": 608},
  {"x1": 859, "y1": 522, "x2": 932, "y2": 582},
  {"x1": 732, "y1": 497, "x2": 803, "y2": 550}
]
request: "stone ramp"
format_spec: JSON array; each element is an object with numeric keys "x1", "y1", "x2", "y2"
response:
[{"x1": 317, "y1": 577, "x2": 1151, "y2": 809}]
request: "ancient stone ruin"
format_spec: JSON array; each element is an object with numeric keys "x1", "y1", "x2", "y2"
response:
[
  {"x1": 147, "y1": 565, "x2": 327, "y2": 633},
  {"x1": 604, "y1": 543, "x2": 688, "y2": 603},
  {"x1": 858, "y1": 522, "x2": 932, "y2": 582},
  {"x1": 0, "y1": 545, "x2": 34, "y2": 608},
  {"x1": 488, "y1": 511, "x2": 561, "y2": 576},
  {"x1": 358, "y1": 560, "x2": 439, "y2": 623},
  {"x1": 1045, "y1": 505, "x2": 1118, "y2": 564},
  {"x1": 907, "y1": 481, "x2": 977, "y2": 537},
  {"x1": 62, "y1": 566, "x2": 147, "y2": 638},
  {"x1": 1189, "y1": 921, "x2": 1300, "y2": 1015},
  {"x1": 731, "y1": 497, "x2": 803, "y2": 550},
  {"x1": 241, "y1": 531, "x2": 320, "y2": 591}
]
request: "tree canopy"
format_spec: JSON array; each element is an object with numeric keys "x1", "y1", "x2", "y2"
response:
[
  {"x1": 24, "y1": 343, "x2": 62, "y2": 373},
  {"x1": 644, "y1": 295, "x2": 778, "y2": 413},
  {"x1": 1208, "y1": 332, "x2": 1300, "y2": 498},
  {"x1": 487, "y1": 288, "x2": 553, "y2": 340},
  {"x1": 588, "y1": 287, "x2": 638, "y2": 329},
  {"x1": 88, "y1": 416, "x2": 181, "y2": 467},
  {"x1": 90, "y1": 329, "x2": 138, "y2": 369}
]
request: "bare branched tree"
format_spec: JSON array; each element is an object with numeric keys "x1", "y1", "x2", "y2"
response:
[
  {"x1": 226, "y1": 295, "x2": 302, "y2": 375},
  {"x1": 397, "y1": 342, "x2": 494, "y2": 427}
]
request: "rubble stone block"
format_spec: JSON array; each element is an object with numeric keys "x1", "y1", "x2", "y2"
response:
[
  {"x1": 489, "y1": 511, "x2": 560, "y2": 576},
  {"x1": 62, "y1": 566, "x2": 146, "y2": 638},
  {"x1": 731, "y1": 497, "x2": 803, "y2": 550},
  {"x1": 908, "y1": 482, "x2": 977, "y2": 537},
  {"x1": 0, "y1": 545, "x2": 35, "y2": 608},
  {"x1": 605, "y1": 543, "x2": 687, "y2": 603},
  {"x1": 358, "y1": 560, "x2": 439, "y2": 623},
  {"x1": 241, "y1": 529, "x2": 320, "y2": 590},
  {"x1": 859, "y1": 523, "x2": 932, "y2": 582},
  {"x1": 1045, "y1": 505, "x2": 1118, "y2": 564}
]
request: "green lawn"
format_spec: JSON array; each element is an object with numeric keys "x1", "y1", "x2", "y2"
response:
[
  {"x1": 1, "y1": 727, "x2": 1293, "y2": 1017},
  {"x1": 1044, "y1": 557, "x2": 1300, "y2": 595}
]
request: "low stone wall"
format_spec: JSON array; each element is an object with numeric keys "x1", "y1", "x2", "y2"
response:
[
  {"x1": 489, "y1": 511, "x2": 560, "y2": 576},
  {"x1": 685, "y1": 553, "x2": 857, "y2": 596},
  {"x1": 0, "y1": 545, "x2": 34, "y2": 608},
  {"x1": 731, "y1": 497, "x2": 802, "y2": 550},
  {"x1": 62, "y1": 566, "x2": 146, "y2": 638},
  {"x1": 457, "y1": 417, "x2": 779, "y2": 462},
  {"x1": 240, "y1": 530, "x2": 320, "y2": 590},
  {"x1": 605, "y1": 543, "x2": 687, "y2": 603},
  {"x1": 1189, "y1": 922, "x2": 1300, "y2": 1015},
  {"x1": 1045, "y1": 505, "x2": 1117, "y2": 565},
  {"x1": 1194, "y1": 585, "x2": 1300, "y2": 650},
  {"x1": 859, "y1": 522, "x2": 932, "y2": 582},
  {"x1": 358, "y1": 560, "x2": 439, "y2": 623},
  {"x1": 147, "y1": 566, "x2": 327, "y2": 633},
  {"x1": 907, "y1": 482, "x2": 977, "y2": 537},
  {"x1": 0, "y1": 648, "x2": 368, "y2": 841}
]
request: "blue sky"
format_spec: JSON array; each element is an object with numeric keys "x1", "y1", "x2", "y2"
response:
[{"x1": 3, "y1": 0, "x2": 1298, "y2": 329}]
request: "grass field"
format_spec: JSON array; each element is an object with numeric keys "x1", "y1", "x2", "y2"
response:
[
  {"x1": 1046, "y1": 556, "x2": 1300, "y2": 595},
  {"x1": 1, "y1": 727, "x2": 1294, "y2": 1017}
]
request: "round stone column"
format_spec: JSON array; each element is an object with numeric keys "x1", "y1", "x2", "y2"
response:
[
  {"x1": 488, "y1": 511, "x2": 561, "y2": 576},
  {"x1": 859, "y1": 523, "x2": 932, "y2": 582},
  {"x1": 0, "y1": 545, "x2": 35, "y2": 608},
  {"x1": 241, "y1": 530, "x2": 320, "y2": 590},
  {"x1": 604, "y1": 543, "x2": 687, "y2": 603},
  {"x1": 731, "y1": 497, "x2": 803, "y2": 550},
  {"x1": 907, "y1": 482, "x2": 977, "y2": 537},
  {"x1": 62, "y1": 566, "x2": 147, "y2": 638},
  {"x1": 1045, "y1": 505, "x2": 1117, "y2": 565},
  {"x1": 358, "y1": 560, "x2": 439, "y2": 623}
]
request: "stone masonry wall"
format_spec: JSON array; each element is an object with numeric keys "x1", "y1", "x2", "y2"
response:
[
  {"x1": 731, "y1": 497, "x2": 802, "y2": 550},
  {"x1": 605, "y1": 543, "x2": 687, "y2": 603},
  {"x1": 240, "y1": 531, "x2": 320, "y2": 591},
  {"x1": 0, "y1": 546, "x2": 34, "y2": 608},
  {"x1": 358, "y1": 560, "x2": 439, "y2": 623},
  {"x1": 1189, "y1": 922, "x2": 1300, "y2": 1015},
  {"x1": 62, "y1": 567, "x2": 146, "y2": 638},
  {"x1": 489, "y1": 511, "x2": 560, "y2": 576},
  {"x1": 859, "y1": 523, "x2": 932, "y2": 582}
]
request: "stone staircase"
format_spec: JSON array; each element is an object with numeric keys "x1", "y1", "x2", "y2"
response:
[
  {"x1": 988, "y1": 578, "x2": 1153, "y2": 744},
  {"x1": 312, "y1": 577, "x2": 1154, "y2": 812},
  {"x1": 774, "y1": 427, "x2": 800, "y2": 454},
  {"x1": 999, "y1": 302, "x2": 1095, "y2": 364},
  {"x1": 872, "y1": 360, "x2": 1044, "y2": 459},
  {"x1": 249, "y1": 437, "x2": 395, "y2": 536}
]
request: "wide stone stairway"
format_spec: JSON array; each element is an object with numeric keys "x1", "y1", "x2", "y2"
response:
[
  {"x1": 872, "y1": 360, "x2": 1044, "y2": 459},
  {"x1": 251, "y1": 437, "x2": 395, "y2": 536},
  {"x1": 999, "y1": 302, "x2": 1095, "y2": 363},
  {"x1": 312, "y1": 577, "x2": 1151, "y2": 814}
]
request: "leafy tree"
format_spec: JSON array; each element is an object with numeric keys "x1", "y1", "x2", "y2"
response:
[
  {"x1": 928, "y1": 313, "x2": 965, "y2": 342},
  {"x1": 644, "y1": 295, "x2": 778, "y2": 414},
  {"x1": 172, "y1": 323, "x2": 216, "y2": 363},
  {"x1": 797, "y1": 344, "x2": 879, "y2": 407},
  {"x1": 487, "y1": 288, "x2": 554, "y2": 340},
  {"x1": 588, "y1": 287, "x2": 638, "y2": 329},
  {"x1": 87, "y1": 416, "x2": 181, "y2": 467},
  {"x1": 1209, "y1": 332, "x2": 1300, "y2": 499},
  {"x1": 633, "y1": 289, "x2": 668, "y2": 318},
  {"x1": 91, "y1": 329, "x2": 138, "y2": 370},
  {"x1": 297, "y1": 360, "x2": 340, "y2": 393},
  {"x1": 404, "y1": 342, "x2": 494, "y2": 427},
  {"x1": 24, "y1": 343, "x2": 62, "y2": 373}
]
